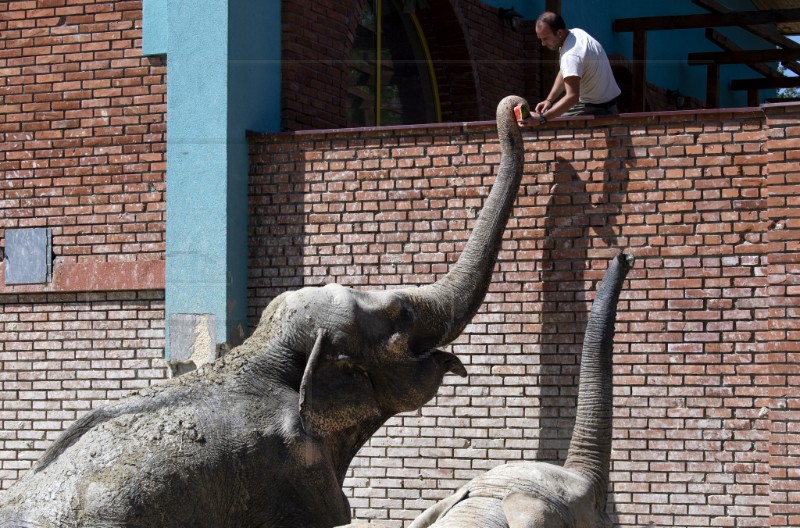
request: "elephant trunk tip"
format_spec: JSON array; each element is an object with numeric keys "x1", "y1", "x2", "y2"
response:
[
  {"x1": 497, "y1": 95, "x2": 529, "y2": 124},
  {"x1": 617, "y1": 251, "x2": 635, "y2": 271}
]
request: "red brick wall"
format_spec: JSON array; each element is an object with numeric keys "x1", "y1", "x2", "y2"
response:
[
  {"x1": 248, "y1": 105, "x2": 798, "y2": 527},
  {"x1": 764, "y1": 103, "x2": 800, "y2": 528},
  {"x1": 0, "y1": 0, "x2": 168, "y2": 491},
  {"x1": 0, "y1": 0, "x2": 166, "y2": 264},
  {"x1": 453, "y1": 3, "x2": 539, "y2": 120},
  {"x1": 281, "y1": 0, "x2": 359, "y2": 130}
]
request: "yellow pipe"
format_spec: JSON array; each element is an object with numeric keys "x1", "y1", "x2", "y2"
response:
[
  {"x1": 411, "y1": 12, "x2": 442, "y2": 123},
  {"x1": 376, "y1": 0, "x2": 382, "y2": 126}
]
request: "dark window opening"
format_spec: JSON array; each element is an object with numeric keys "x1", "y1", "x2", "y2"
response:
[{"x1": 347, "y1": 0, "x2": 438, "y2": 127}]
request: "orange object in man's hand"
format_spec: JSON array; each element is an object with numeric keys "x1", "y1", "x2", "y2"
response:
[{"x1": 514, "y1": 103, "x2": 531, "y2": 122}]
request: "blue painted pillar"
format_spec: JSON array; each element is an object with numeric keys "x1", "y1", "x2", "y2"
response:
[
  {"x1": 226, "y1": 0, "x2": 283, "y2": 345},
  {"x1": 166, "y1": 0, "x2": 230, "y2": 359},
  {"x1": 142, "y1": 0, "x2": 167, "y2": 56},
  {"x1": 143, "y1": 0, "x2": 281, "y2": 360}
]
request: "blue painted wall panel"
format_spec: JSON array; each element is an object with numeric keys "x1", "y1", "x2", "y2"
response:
[
  {"x1": 229, "y1": 0, "x2": 282, "y2": 134},
  {"x1": 166, "y1": 0, "x2": 230, "y2": 357},
  {"x1": 164, "y1": 0, "x2": 282, "y2": 355}
]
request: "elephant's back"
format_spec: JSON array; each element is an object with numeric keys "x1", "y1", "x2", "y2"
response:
[
  {"x1": 472, "y1": 461, "x2": 584, "y2": 498},
  {"x1": 428, "y1": 496, "x2": 507, "y2": 528},
  {"x1": 0, "y1": 404, "x2": 223, "y2": 526}
]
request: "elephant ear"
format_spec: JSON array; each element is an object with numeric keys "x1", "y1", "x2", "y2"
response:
[{"x1": 299, "y1": 329, "x2": 382, "y2": 435}]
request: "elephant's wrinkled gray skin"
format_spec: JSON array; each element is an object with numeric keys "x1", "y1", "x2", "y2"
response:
[
  {"x1": 403, "y1": 252, "x2": 634, "y2": 528},
  {"x1": 0, "y1": 95, "x2": 529, "y2": 528}
]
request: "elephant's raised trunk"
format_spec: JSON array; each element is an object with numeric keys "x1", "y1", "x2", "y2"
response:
[
  {"x1": 563, "y1": 252, "x2": 633, "y2": 508},
  {"x1": 411, "y1": 95, "x2": 527, "y2": 346}
]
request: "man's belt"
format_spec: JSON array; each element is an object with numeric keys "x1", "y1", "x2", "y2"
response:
[{"x1": 584, "y1": 97, "x2": 617, "y2": 109}]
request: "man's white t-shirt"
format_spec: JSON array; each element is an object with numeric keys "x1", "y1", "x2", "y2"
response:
[{"x1": 560, "y1": 28, "x2": 621, "y2": 104}]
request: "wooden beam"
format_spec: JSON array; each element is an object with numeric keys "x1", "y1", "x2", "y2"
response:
[
  {"x1": 747, "y1": 89, "x2": 759, "y2": 107},
  {"x1": 695, "y1": 0, "x2": 800, "y2": 51},
  {"x1": 613, "y1": 8, "x2": 800, "y2": 32},
  {"x1": 688, "y1": 48, "x2": 800, "y2": 65},
  {"x1": 631, "y1": 30, "x2": 647, "y2": 112},
  {"x1": 545, "y1": 0, "x2": 560, "y2": 15},
  {"x1": 692, "y1": 0, "x2": 800, "y2": 75},
  {"x1": 704, "y1": 28, "x2": 780, "y2": 78},
  {"x1": 706, "y1": 63, "x2": 720, "y2": 108},
  {"x1": 731, "y1": 76, "x2": 800, "y2": 90}
]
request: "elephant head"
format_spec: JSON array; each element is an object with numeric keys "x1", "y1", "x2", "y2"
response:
[
  {"x1": 261, "y1": 94, "x2": 529, "y2": 435},
  {"x1": 404, "y1": 252, "x2": 634, "y2": 528},
  {"x1": 268, "y1": 283, "x2": 469, "y2": 437},
  {"x1": 0, "y1": 95, "x2": 529, "y2": 528}
]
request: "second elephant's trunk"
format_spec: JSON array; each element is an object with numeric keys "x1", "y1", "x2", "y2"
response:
[
  {"x1": 411, "y1": 95, "x2": 527, "y2": 346},
  {"x1": 563, "y1": 252, "x2": 633, "y2": 509}
]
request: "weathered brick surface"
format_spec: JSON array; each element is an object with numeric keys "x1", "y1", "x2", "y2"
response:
[
  {"x1": 0, "y1": 0, "x2": 169, "y2": 494},
  {"x1": 414, "y1": 1, "x2": 540, "y2": 123},
  {"x1": 249, "y1": 107, "x2": 796, "y2": 527},
  {"x1": 0, "y1": 0, "x2": 166, "y2": 263},
  {"x1": 763, "y1": 103, "x2": 800, "y2": 528},
  {"x1": 0, "y1": 290, "x2": 167, "y2": 490}
]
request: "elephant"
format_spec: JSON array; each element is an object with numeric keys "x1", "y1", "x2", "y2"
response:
[
  {"x1": 0, "y1": 95, "x2": 529, "y2": 528},
  {"x1": 397, "y1": 252, "x2": 634, "y2": 528}
]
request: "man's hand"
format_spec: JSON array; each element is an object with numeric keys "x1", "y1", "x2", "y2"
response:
[{"x1": 535, "y1": 100, "x2": 551, "y2": 114}]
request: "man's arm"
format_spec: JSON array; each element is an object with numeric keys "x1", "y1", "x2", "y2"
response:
[
  {"x1": 542, "y1": 75, "x2": 580, "y2": 119},
  {"x1": 523, "y1": 75, "x2": 580, "y2": 126},
  {"x1": 535, "y1": 70, "x2": 566, "y2": 114}
]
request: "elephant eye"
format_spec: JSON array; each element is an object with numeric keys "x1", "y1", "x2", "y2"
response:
[
  {"x1": 386, "y1": 298, "x2": 414, "y2": 327},
  {"x1": 398, "y1": 305, "x2": 414, "y2": 323}
]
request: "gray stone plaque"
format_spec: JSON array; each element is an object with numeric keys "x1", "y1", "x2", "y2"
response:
[{"x1": 4, "y1": 228, "x2": 52, "y2": 285}]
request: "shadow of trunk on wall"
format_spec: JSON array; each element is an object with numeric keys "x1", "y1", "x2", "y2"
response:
[{"x1": 533, "y1": 135, "x2": 630, "y2": 524}]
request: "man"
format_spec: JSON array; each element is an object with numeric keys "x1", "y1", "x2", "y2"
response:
[{"x1": 521, "y1": 12, "x2": 621, "y2": 126}]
